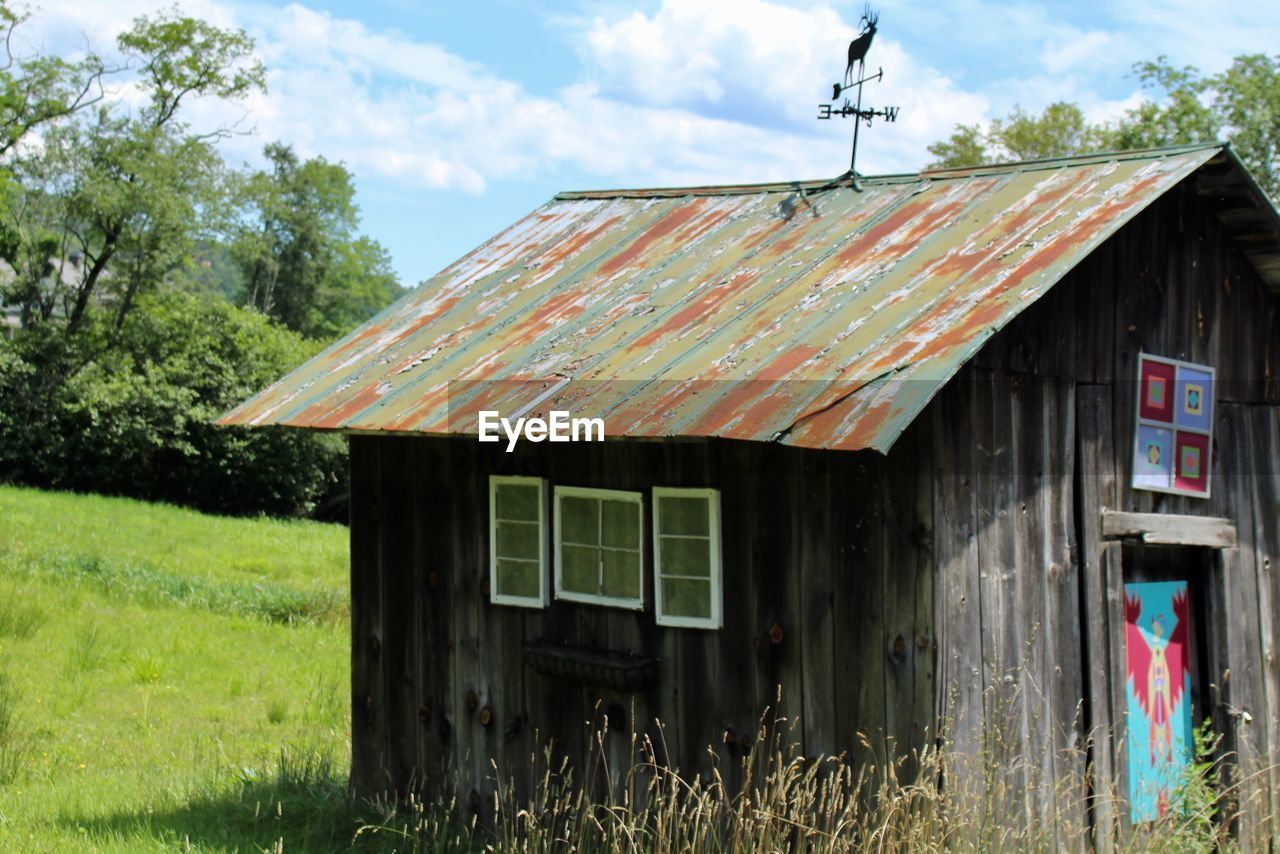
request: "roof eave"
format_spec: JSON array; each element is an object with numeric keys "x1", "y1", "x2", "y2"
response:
[{"x1": 1194, "y1": 145, "x2": 1280, "y2": 291}]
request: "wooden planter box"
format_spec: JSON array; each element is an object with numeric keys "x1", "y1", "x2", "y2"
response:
[{"x1": 523, "y1": 640, "x2": 660, "y2": 693}]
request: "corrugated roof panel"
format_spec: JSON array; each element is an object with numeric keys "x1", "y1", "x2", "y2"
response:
[{"x1": 221, "y1": 147, "x2": 1221, "y2": 452}]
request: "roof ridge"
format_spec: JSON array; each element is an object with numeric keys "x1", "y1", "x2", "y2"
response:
[{"x1": 553, "y1": 143, "x2": 1225, "y2": 201}]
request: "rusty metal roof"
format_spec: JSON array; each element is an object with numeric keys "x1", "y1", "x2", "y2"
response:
[{"x1": 221, "y1": 145, "x2": 1231, "y2": 452}]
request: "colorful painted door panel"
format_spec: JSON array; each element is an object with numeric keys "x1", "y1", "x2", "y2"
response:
[{"x1": 1124, "y1": 580, "x2": 1194, "y2": 822}]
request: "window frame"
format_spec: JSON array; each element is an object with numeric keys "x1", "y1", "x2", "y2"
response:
[
  {"x1": 488, "y1": 475, "x2": 548, "y2": 608},
  {"x1": 652, "y1": 487, "x2": 723, "y2": 629},
  {"x1": 553, "y1": 485, "x2": 645, "y2": 610}
]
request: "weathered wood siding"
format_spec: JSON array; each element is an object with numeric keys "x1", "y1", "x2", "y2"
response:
[
  {"x1": 350, "y1": 177, "x2": 1280, "y2": 845},
  {"x1": 934, "y1": 178, "x2": 1280, "y2": 844},
  {"x1": 349, "y1": 428, "x2": 937, "y2": 811},
  {"x1": 929, "y1": 366, "x2": 1084, "y2": 840}
]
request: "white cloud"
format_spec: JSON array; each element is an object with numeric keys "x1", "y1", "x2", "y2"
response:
[
  {"x1": 18, "y1": 0, "x2": 1278, "y2": 204},
  {"x1": 17, "y1": 0, "x2": 998, "y2": 194},
  {"x1": 577, "y1": 0, "x2": 989, "y2": 173},
  {"x1": 15, "y1": 0, "x2": 1277, "y2": 285},
  {"x1": 1110, "y1": 0, "x2": 1280, "y2": 75},
  {"x1": 246, "y1": 4, "x2": 491, "y2": 94},
  {"x1": 1041, "y1": 30, "x2": 1114, "y2": 75},
  {"x1": 850, "y1": 40, "x2": 990, "y2": 173},
  {"x1": 582, "y1": 0, "x2": 844, "y2": 119}
]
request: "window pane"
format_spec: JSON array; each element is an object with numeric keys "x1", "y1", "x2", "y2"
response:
[
  {"x1": 662, "y1": 578, "x2": 711, "y2": 619},
  {"x1": 601, "y1": 549, "x2": 641, "y2": 600},
  {"x1": 496, "y1": 483, "x2": 539, "y2": 521},
  {"x1": 496, "y1": 520, "x2": 540, "y2": 560},
  {"x1": 560, "y1": 496, "x2": 599, "y2": 545},
  {"x1": 561, "y1": 544, "x2": 599, "y2": 594},
  {"x1": 497, "y1": 559, "x2": 540, "y2": 599},
  {"x1": 601, "y1": 499, "x2": 639, "y2": 549},
  {"x1": 660, "y1": 535, "x2": 710, "y2": 578},
  {"x1": 658, "y1": 496, "x2": 709, "y2": 536}
]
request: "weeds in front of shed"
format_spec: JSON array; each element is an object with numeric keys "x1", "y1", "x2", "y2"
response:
[
  {"x1": 355, "y1": 699, "x2": 1076, "y2": 852},
  {"x1": 355, "y1": 678, "x2": 1266, "y2": 853},
  {"x1": 1170, "y1": 719, "x2": 1232, "y2": 849},
  {"x1": 1120, "y1": 716, "x2": 1242, "y2": 853},
  {"x1": 355, "y1": 792, "x2": 471, "y2": 853}
]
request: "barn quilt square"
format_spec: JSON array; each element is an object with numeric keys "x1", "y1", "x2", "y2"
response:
[
  {"x1": 1133, "y1": 425, "x2": 1173, "y2": 489},
  {"x1": 1175, "y1": 367, "x2": 1213, "y2": 432},
  {"x1": 1125, "y1": 581, "x2": 1194, "y2": 822},
  {"x1": 1174, "y1": 431, "x2": 1209, "y2": 494},
  {"x1": 1134, "y1": 354, "x2": 1213, "y2": 498},
  {"x1": 1140, "y1": 358, "x2": 1176, "y2": 423}
]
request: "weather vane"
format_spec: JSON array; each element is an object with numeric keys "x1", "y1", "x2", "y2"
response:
[{"x1": 817, "y1": 4, "x2": 900, "y2": 179}]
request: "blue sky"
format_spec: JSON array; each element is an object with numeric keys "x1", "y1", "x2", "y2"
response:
[{"x1": 28, "y1": 0, "x2": 1280, "y2": 286}]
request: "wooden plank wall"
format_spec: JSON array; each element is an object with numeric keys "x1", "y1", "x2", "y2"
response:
[
  {"x1": 348, "y1": 430, "x2": 938, "y2": 816},
  {"x1": 929, "y1": 367, "x2": 1084, "y2": 840},
  {"x1": 948, "y1": 178, "x2": 1280, "y2": 845},
  {"x1": 347, "y1": 177, "x2": 1280, "y2": 845}
]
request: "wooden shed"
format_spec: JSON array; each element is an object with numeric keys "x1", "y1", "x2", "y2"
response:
[{"x1": 223, "y1": 144, "x2": 1280, "y2": 842}]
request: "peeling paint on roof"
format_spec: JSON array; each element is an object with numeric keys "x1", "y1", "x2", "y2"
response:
[{"x1": 221, "y1": 146, "x2": 1223, "y2": 452}]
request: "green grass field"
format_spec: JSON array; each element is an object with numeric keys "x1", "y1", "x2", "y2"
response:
[
  {"x1": 0, "y1": 485, "x2": 1238, "y2": 852},
  {"x1": 0, "y1": 485, "x2": 371, "y2": 851}
]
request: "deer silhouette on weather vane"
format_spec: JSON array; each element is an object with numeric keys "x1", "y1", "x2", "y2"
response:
[
  {"x1": 843, "y1": 5, "x2": 878, "y2": 92},
  {"x1": 817, "y1": 4, "x2": 900, "y2": 181}
]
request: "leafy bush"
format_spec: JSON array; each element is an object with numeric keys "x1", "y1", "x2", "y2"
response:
[
  {"x1": 1159, "y1": 718, "x2": 1232, "y2": 851},
  {"x1": 0, "y1": 294, "x2": 345, "y2": 517}
]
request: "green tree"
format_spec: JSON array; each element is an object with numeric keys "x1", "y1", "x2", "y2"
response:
[
  {"x1": 0, "y1": 291, "x2": 345, "y2": 516},
  {"x1": 1214, "y1": 55, "x2": 1280, "y2": 197},
  {"x1": 1107, "y1": 55, "x2": 1279, "y2": 200},
  {"x1": 1101, "y1": 59, "x2": 1219, "y2": 151},
  {"x1": 0, "y1": 7, "x2": 357, "y2": 520},
  {"x1": 926, "y1": 123, "x2": 987, "y2": 170},
  {"x1": 0, "y1": 3, "x2": 108, "y2": 159},
  {"x1": 0, "y1": 0, "x2": 109, "y2": 325},
  {"x1": 116, "y1": 13, "x2": 264, "y2": 130},
  {"x1": 319, "y1": 236, "x2": 402, "y2": 339},
  {"x1": 928, "y1": 102, "x2": 1105, "y2": 168},
  {"x1": 235, "y1": 142, "x2": 403, "y2": 339},
  {"x1": 926, "y1": 54, "x2": 1280, "y2": 202},
  {"x1": 31, "y1": 115, "x2": 231, "y2": 332},
  {"x1": 0, "y1": 10, "x2": 263, "y2": 334}
]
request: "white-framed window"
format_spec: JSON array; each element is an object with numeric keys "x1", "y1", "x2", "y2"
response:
[
  {"x1": 553, "y1": 486, "x2": 644, "y2": 609},
  {"x1": 652, "y1": 488, "x2": 722, "y2": 629},
  {"x1": 489, "y1": 476, "x2": 548, "y2": 608}
]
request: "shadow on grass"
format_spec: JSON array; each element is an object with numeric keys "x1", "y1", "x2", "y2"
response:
[{"x1": 58, "y1": 751, "x2": 412, "y2": 852}]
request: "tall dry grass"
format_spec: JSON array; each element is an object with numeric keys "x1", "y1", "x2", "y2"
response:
[{"x1": 355, "y1": 683, "x2": 1262, "y2": 853}]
